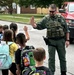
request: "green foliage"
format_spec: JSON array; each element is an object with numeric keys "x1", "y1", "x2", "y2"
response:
[
  {"x1": 0, "y1": 0, "x2": 13, "y2": 8},
  {"x1": 0, "y1": 0, "x2": 8, "y2": 6},
  {"x1": 53, "y1": 0, "x2": 64, "y2": 7},
  {"x1": 13, "y1": 0, "x2": 19, "y2": 4},
  {"x1": 0, "y1": 0, "x2": 18, "y2": 6},
  {"x1": 0, "y1": 0, "x2": 18, "y2": 14},
  {"x1": 19, "y1": 0, "x2": 54, "y2": 7},
  {"x1": 0, "y1": 0, "x2": 74, "y2": 9},
  {"x1": 18, "y1": 0, "x2": 74, "y2": 8}
]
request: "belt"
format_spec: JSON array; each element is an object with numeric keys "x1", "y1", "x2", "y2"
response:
[{"x1": 48, "y1": 36, "x2": 65, "y2": 40}]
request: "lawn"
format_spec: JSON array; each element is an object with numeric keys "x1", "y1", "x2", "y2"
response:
[{"x1": 0, "y1": 14, "x2": 45, "y2": 24}]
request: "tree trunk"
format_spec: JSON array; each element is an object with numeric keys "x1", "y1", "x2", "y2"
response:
[
  {"x1": 9, "y1": 7, "x2": 13, "y2": 14},
  {"x1": 8, "y1": 2, "x2": 13, "y2": 14}
]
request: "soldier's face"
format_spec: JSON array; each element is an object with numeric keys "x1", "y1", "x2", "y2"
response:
[{"x1": 49, "y1": 7, "x2": 56, "y2": 17}]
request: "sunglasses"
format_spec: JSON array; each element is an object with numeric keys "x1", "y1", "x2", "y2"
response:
[{"x1": 49, "y1": 11, "x2": 55, "y2": 13}]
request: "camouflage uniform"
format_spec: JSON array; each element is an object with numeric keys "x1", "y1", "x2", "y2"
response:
[{"x1": 34, "y1": 14, "x2": 69, "y2": 75}]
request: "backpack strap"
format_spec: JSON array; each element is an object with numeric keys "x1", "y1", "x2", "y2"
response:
[
  {"x1": 22, "y1": 66, "x2": 35, "y2": 75},
  {"x1": 29, "y1": 66, "x2": 36, "y2": 75},
  {"x1": 29, "y1": 67, "x2": 46, "y2": 75},
  {"x1": 9, "y1": 42, "x2": 13, "y2": 47},
  {"x1": 8, "y1": 42, "x2": 14, "y2": 52}
]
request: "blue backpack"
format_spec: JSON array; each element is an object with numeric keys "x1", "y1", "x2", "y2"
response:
[
  {"x1": 0, "y1": 41, "x2": 13, "y2": 69},
  {"x1": 0, "y1": 33, "x2": 3, "y2": 43}
]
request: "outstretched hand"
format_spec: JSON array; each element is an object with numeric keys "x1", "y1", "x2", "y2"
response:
[
  {"x1": 23, "y1": 26, "x2": 28, "y2": 32},
  {"x1": 30, "y1": 16, "x2": 37, "y2": 28},
  {"x1": 23, "y1": 26, "x2": 30, "y2": 41}
]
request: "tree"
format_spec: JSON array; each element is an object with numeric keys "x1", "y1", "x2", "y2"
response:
[
  {"x1": 19, "y1": 0, "x2": 74, "y2": 8},
  {"x1": 19, "y1": 0, "x2": 54, "y2": 8},
  {"x1": 0, "y1": 0, "x2": 19, "y2": 14},
  {"x1": 0, "y1": 0, "x2": 7, "y2": 6}
]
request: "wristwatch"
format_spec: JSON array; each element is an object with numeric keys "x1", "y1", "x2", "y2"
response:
[{"x1": 66, "y1": 40, "x2": 70, "y2": 41}]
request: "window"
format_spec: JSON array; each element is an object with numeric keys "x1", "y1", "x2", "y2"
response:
[
  {"x1": 30, "y1": 5, "x2": 35, "y2": 9},
  {"x1": 68, "y1": 4, "x2": 74, "y2": 12}
]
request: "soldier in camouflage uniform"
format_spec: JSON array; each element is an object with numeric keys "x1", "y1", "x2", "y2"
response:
[{"x1": 30, "y1": 4, "x2": 70, "y2": 75}]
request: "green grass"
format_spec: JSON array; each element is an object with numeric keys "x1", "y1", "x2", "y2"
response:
[
  {"x1": 12, "y1": 14, "x2": 45, "y2": 18},
  {"x1": 0, "y1": 14, "x2": 45, "y2": 24}
]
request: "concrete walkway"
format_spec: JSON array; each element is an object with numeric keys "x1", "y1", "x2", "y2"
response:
[{"x1": 0, "y1": 20, "x2": 74, "y2": 75}]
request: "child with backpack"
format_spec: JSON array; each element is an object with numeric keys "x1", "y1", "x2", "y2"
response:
[
  {"x1": 15, "y1": 33, "x2": 35, "y2": 75},
  {"x1": 1, "y1": 29, "x2": 18, "y2": 75},
  {"x1": 32, "y1": 47, "x2": 52, "y2": 75},
  {"x1": 0, "y1": 25, "x2": 3, "y2": 43},
  {"x1": 9, "y1": 22, "x2": 30, "y2": 43}
]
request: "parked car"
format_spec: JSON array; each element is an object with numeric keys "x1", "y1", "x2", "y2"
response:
[{"x1": 59, "y1": 2, "x2": 74, "y2": 43}]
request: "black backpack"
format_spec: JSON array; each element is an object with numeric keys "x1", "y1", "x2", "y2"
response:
[
  {"x1": 21, "y1": 46, "x2": 35, "y2": 74},
  {"x1": 22, "y1": 66, "x2": 46, "y2": 75}
]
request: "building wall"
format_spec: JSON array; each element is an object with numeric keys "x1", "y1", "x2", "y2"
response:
[
  {"x1": 37, "y1": 8, "x2": 49, "y2": 14},
  {"x1": 21, "y1": 6, "x2": 37, "y2": 14},
  {"x1": 21, "y1": 6, "x2": 54, "y2": 14}
]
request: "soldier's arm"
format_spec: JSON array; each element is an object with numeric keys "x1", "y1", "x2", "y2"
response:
[
  {"x1": 30, "y1": 16, "x2": 47, "y2": 30},
  {"x1": 61, "y1": 16, "x2": 70, "y2": 40},
  {"x1": 60, "y1": 15, "x2": 69, "y2": 32},
  {"x1": 60, "y1": 16, "x2": 70, "y2": 47},
  {"x1": 36, "y1": 16, "x2": 48, "y2": 30}
]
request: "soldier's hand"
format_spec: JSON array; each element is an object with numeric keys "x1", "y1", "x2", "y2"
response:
[
  {"x1": 65, "y1": 41, "x2": 70, "y2": 47},
  {"x1": 30, "y1": 16, "x2": 37, "y2": 28}
]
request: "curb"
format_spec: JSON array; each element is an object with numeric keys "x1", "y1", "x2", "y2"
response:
[{"x1": 0, "y1": 19, "x2": 29, "y2": 25}]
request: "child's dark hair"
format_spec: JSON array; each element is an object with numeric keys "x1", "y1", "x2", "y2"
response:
[
  {"x1": 3, "y1": 29, "x2": 13, "y2": 42},
  {"x1": 33, "y1": 47, "x2": 46, "y2": 62},
  {"x1": 10, "y1": 22, "x2": 17, "y2": 42},
  {"x1": 0, "y1": 25, "x2": 3, "y2": 29},
  {"x1": 16, "y1": 33, "x2": 27, "y2": 45},
  {"x1": 0, "y1": 25, "x2": 3, "y2": 32},
  {"x1": 3, "y1": 25, "x2": 9, "y2": 30}
]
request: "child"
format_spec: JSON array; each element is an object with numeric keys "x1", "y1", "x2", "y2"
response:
[
  {"x1": 15, "y1": 33, "x2": 34, "y2": 75},
  {"x1": 33, "y1": 47, "x2": 52, "y2": 75},
  {"x1": 0, "y1": 25, "x2": 3, "y2": 42},
  {"x1": 2, "y1": 29, "x2": 18, "y2": 75},
  {"x1": 9, "y1": 22, "x2": 30, "y2": 42},
  {"x1": 2, "y1": 25, "x2": 9, "y2": 34},
  {"x1": 3, "y1": 25, "x2": 9, "y2": 31},
  {"x1": 9, "y1": 22, "x2": 18, "y2": 42}
]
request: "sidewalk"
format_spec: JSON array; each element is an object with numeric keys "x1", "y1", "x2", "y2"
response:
[{"x1": 0, "y1": 20, "x2": 74, "y2": 75}]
